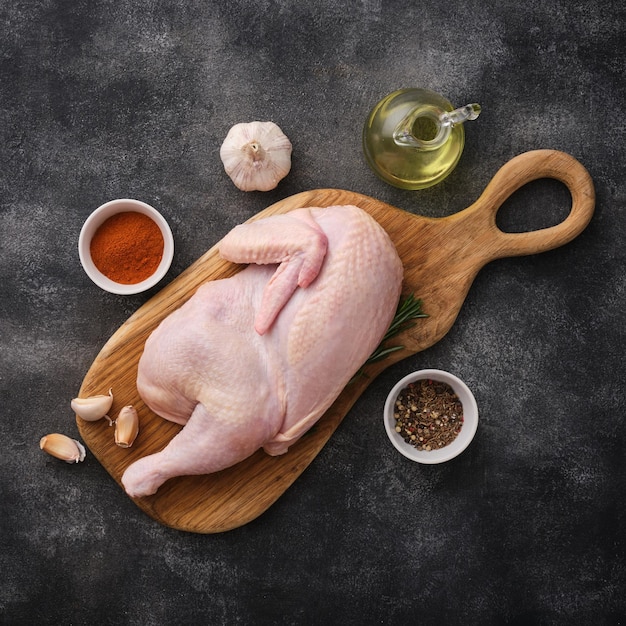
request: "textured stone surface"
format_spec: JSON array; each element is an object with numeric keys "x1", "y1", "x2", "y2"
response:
[{"x1": 1, "y1": 1, "x2": 624, "y2": 624}]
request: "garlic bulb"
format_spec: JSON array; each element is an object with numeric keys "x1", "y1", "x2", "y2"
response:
[
  {"x1": 114, "y1": 405, "x2": 139, "y2": 448},
  {"x1": 71, "y1": 388, "x2": 113, "y2": 423},
  {"x1": 220, "y1": 121, "x2": 292, "y2": 191},
  {"x1": 40, "y1": 433, "x2": 86, "y2": 463}
]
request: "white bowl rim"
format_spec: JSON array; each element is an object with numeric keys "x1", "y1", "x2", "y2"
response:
[
  {"x1": 384, "y1": 368, "x2": 479, "y2": 464},
  {"x1": 78, "y1": 198, "x2": 174, "y2": 295}
]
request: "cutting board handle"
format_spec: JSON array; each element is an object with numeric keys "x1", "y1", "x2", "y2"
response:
[{"x1": 458, "y1": 149, "x2": 595, "y2": 260}]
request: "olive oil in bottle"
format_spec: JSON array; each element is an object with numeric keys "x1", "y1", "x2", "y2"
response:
[{"x1": 363, "y1": 88, "x2": 480, "y2": 190}]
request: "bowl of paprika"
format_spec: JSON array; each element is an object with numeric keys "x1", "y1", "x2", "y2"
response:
[
  {"x1": 78, "y1": 199, "x2": 174, "y2": 295},
  {"x1": 384, "y1": 369, "x2": 479, "y2": 464}
]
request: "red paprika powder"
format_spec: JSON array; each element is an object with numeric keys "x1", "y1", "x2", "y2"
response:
[{"x1": 90, "y1": 211, "x2": 164, "y2": 284}]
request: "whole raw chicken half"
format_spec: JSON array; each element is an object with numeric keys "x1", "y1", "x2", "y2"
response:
[{"x1": 122, "y1": 205, "x2": 403, "y2": 497}]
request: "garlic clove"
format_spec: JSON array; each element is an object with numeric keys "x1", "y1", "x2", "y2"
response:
[
  {"x1": 40, "y1": 433, "x2": 86, "y2": 463},
  {"x1": 71, "y1": 388, "x2": 113, "y2": 422},
  {"x1": 220, "y1": 121, "x2": 292, "y2": 191},
  {"x1": 114, "y1": 405, "x2": 139, "y2": 448}
]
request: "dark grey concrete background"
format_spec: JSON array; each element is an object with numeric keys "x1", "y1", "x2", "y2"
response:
[{"x1": 1, "y1": 1, "x2": 624, "y2": 624}]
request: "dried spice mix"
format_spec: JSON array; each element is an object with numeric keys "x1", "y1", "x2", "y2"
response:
[{"x1": 393, "y1": 379, "x2": 463, "y2": 451}]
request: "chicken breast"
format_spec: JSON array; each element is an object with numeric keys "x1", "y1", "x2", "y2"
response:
[{"x1": 121, "y1": 205, "x2": 403, "y2": 497}]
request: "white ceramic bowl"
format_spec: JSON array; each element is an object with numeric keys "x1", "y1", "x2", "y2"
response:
[
  {"x1": 384, "y1": 369, "x2": 478, "y2": 464},
  {"x1": 78, "y1": 199, "x2": 174, "y2": 295}
]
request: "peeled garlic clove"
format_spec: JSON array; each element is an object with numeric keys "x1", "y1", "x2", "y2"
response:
[
  {"x1": 115, "y1": 405, "x2": 139, "y2": 448},
  {"x1": 40, "y1": 433, "x2": 86, "y2": 463},
  {"x1": 220, "y1": 121, "x2": 292, "y2": 191},
  {"x1": 71, "y1": 388, "x2": 113, "y2": 422}
]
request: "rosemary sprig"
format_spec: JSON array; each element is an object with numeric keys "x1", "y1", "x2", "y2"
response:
[
  {"x1": 364, "y1": 294, "x2": 427, "y2": 366},
  {"x1": 351, "y1": 294, "x2": 427, "y2": 382}
]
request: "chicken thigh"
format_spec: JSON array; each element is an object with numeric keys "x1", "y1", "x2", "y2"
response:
[{"x1": 121, "y1": 205, "x2": 403, "y2": 497}]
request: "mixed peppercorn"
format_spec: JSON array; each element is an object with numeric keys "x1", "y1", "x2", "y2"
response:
[{"x1": 393, "y1": 379, "x2": 464, "y2": 451}]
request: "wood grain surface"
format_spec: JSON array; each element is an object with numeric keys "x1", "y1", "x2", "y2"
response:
[{"x1": 77, "y1": 149, "x2": 595, "y2": 533}]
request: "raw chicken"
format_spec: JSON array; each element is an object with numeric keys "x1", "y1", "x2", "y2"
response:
[{"x1": 121, "y1": 205, "x2": 403, "y2": 497}]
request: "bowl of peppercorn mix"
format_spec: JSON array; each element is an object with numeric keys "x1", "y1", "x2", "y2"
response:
[
  {"x1": 384, "y1": 369, "x2": 478, "y2": 463},
  {"x1": 79, "y1": 199, "x2": 174, "y2": 295}
]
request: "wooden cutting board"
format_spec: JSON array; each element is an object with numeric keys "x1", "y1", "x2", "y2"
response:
[{"x1": 77, "y1": 149, "x2": 595, "y2": 533}]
